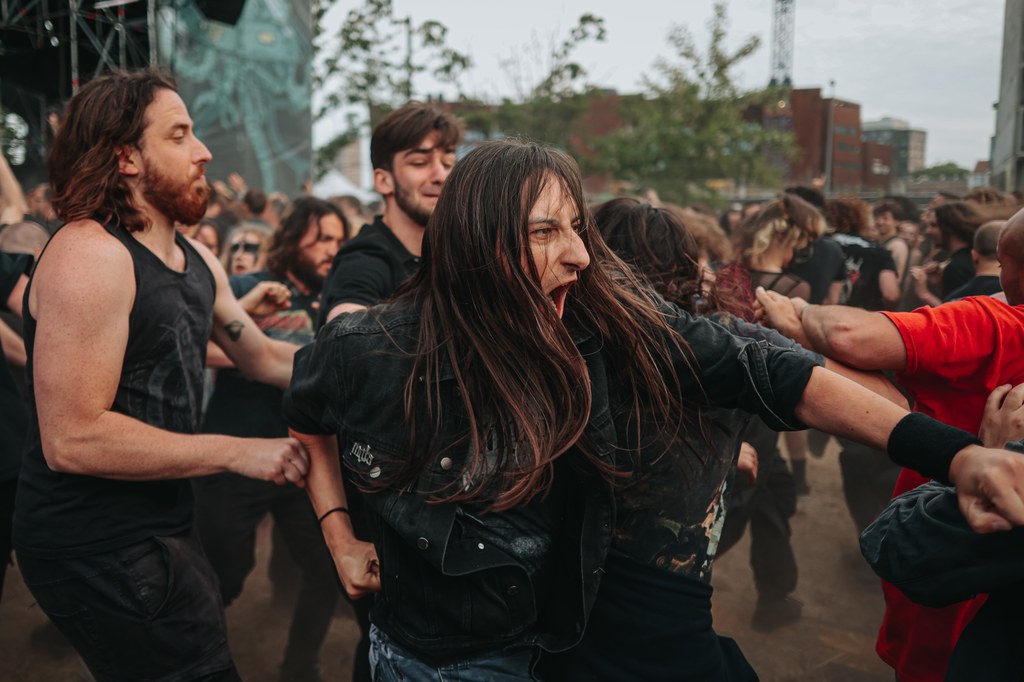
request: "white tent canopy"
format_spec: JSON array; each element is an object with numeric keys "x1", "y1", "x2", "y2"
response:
[{"x1": 312, "y1": 170, "x2": 378, "y2": 205}]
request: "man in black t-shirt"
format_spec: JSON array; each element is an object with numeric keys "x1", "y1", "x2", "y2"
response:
[
  {"x1": 315, "y1": 102, "x2": 463, "y2": 682},
  {"x1": 319, "y1": 102, "x2": 464, "y2": 325},
  {"x1": 15, "y1": 70, "x2": 309, "y2": 682},
  {"x1": 196, "y1": 198, "x2": 346, "y2": 681}
]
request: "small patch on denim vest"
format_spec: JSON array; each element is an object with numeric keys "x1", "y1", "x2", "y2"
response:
[{"x1": 350, "y1": 442, "x2": 374, "y2": 466}]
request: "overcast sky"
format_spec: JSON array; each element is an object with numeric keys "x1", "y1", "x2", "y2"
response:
[{"x1": 320, "y1": 0, "x2": 1007, "y2": 169}]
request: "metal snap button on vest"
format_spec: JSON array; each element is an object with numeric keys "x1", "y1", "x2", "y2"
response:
[
  {"x1": 416, "y1": 537, "x2": 429, "y2": 550},
  {"x1": 439, "y1": 457, "x2": 453, "y2": 470},
  {"x1": 506, "y1": 585, "x2": 520, "y2": 596}
]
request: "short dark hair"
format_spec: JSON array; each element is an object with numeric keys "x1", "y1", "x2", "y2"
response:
[
  {"x1": 243, "y1": 190, "x2": 267, "y2": 215},
  {"x1": 370, "y1": 102, "x2": 463, "y2": 171},
  {"x1": 872, "y1": 199, "x2": 902, "y2": 219},
  {"x1": 264, "y1": 197, "x2": 346, "y2": 277},
  {"x1": 49, "y1": 68, "x2": 176, "y2": 232},
  {"x1": 974, "y1": 220, "x2": 1005, "y2": 259},
  {"x1": 784, "y1": 185, "x2": 826, "y2": 211}
]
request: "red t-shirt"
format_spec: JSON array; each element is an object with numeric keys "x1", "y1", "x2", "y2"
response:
[{"x1": 877, "y1": 296, "x2": 1024, "y2": 682}]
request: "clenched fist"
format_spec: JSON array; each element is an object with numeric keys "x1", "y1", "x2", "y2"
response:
[{"x1": 230, "y1": 437, "x2": 310, "y2": 488}]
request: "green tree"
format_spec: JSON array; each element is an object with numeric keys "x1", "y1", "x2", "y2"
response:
[
  {"x1": 469, "y1": 14, "x2": 606, "y2": 150},
  {"x1": 588, "y1": 2, "x2": 792, "y2": 204},
  {"x1": 313, "y1": 0, "x2": 471, "y2": 176},
  {"x1": 911, "y1": 162, "x2": 969, "y2": 181}
]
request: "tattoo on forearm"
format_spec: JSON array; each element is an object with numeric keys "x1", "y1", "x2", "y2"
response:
[{"x1": 225, "y1": 320, "x2": 244, "y2": 342}]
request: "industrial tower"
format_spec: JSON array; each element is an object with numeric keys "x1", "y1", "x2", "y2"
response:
[{"x1": 770, "y1": 0, "x2": 795, "y2": 86}]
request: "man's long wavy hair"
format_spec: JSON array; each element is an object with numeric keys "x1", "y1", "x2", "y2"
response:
[
  {"x1": 48, "y1": 69, "x2": 175, "y2": 233},
  {"x1": 384, "y1": 139, "x2": 699, "y2": 512},
  {"x1": 264, "y1": 197, "x2": 346, "y2": 278}
]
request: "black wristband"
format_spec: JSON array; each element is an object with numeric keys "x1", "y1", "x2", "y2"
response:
[
  {"x1": 317, "y1": 506, "x2": 350, "y2": 524},
  {"x1": 887, "y1": 412, "x2": 982, "y2": 485}
]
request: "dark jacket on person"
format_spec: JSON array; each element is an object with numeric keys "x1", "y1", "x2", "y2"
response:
[
  {"x1": 283, "y1": 296, "x2": 817, "y2": 663},
  {"x1": 860, "y1": 444, "x2": 1024, "y2": 682}
]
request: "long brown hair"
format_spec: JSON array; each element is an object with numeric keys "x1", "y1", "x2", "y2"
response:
[
  {"x1": 264, "y1": 197, "x2": 346, "y2": 278},
  {"x1": 934, "y1": 201, "x2": 988, "y2": 244},
  {"x1": 48, "y1": 69, "x2": 176, "y2": 233},
  {"x1": 594, "y1": 197, "x2": 744, "y2": 316},
  {"x1": 379, "y1": 139, "x2": 699, "y2": 511}
]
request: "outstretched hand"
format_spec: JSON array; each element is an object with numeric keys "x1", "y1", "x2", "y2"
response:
[
  {"x1": 754, "y1": 287, "x2": 810, "y2": 347},
  {"x1": 949, "y1": 445, "x2": 1024, "y2": 533}
]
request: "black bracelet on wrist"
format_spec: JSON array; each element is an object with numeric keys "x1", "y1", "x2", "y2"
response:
[
  {"x1": 317, "y1": 506, "x2": 350, "y2": 524},
  {"x1": 887, "y1": 412, "x2": 981, "y2": 485}
]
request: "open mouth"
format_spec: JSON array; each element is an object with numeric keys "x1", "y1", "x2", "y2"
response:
[{"x1": 549, "y1": 282, "x2": 573, "y2": 318}]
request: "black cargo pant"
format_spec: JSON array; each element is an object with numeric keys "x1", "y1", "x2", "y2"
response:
[{"x1": 19, "y1": 530, "x2": 239, "y2": 682}]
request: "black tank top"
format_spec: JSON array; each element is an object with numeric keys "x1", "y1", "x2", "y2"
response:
[{"x1": 13, "y1": 224, "x2": 215, "y2": 557}]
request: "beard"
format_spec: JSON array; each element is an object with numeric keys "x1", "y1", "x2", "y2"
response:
[
  {"x1": 140, "y1": 163, "x2": 209, "y2": 227},
  {"x1": 393, "y1": 181, "x2": 432, "y2": 228},
  {"x1": 290, "y1": 255, "x2": 326, "y2": 292}
]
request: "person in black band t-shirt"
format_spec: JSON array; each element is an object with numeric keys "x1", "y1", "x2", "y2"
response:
[
  {"x1": 196, "y1": 197, "x2": 345, "y2": 681},
  {"x1": 314, "y1": 102, "x2": 464, "y2": 682},
  {"x1": 13, "y1": 70, "x2": 309, "y2": 682}
]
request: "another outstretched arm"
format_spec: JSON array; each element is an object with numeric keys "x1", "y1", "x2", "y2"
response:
[{"x1": 192, "y1": 240, "x2": 298, "y2": 389}]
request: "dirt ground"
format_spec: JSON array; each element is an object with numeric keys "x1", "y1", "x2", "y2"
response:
[{"x1": 0, "y1": 437, "x2": 894, "y2": 681}]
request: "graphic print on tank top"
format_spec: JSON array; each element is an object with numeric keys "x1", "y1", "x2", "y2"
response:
[{"x1": 121, "y1": 307, "x2": 208, "y2": 434}]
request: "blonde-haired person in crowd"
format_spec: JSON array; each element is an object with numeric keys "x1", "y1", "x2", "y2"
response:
[{"x1": 721, "y1": 193, "x2": 826, "y2": 319}]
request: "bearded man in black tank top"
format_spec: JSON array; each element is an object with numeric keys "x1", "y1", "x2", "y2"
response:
[{"x1": 13, "y1": 70, "x2": 310, "y2": 682}]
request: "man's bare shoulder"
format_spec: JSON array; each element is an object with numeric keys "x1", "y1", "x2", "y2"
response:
[
  {"x1": 885, "y1": 238, "x2": 909, "y2": 255},
  {"x1": 30, "y1": 220, "x2": 135, "y2": 313},
  {"x1": 39, "y1": 220, "x2": 132, "y2": 268}
]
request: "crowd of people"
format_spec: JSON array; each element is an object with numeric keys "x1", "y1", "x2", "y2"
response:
[{"x1": 3, "y1": 68, "x2": 1024, "y2": 682}]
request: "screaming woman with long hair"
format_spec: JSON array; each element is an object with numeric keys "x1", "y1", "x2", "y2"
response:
[{"x1": 284, "y1": 140, "x2": 1024, "y2": 681}]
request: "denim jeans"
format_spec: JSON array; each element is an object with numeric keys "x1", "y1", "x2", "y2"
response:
[
  {"x1": 369, "y1": 625, "x2": 538, "y2": 681},
  {"x1": 18, "y1": 531, "x2": 239, "y2": 682}
]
